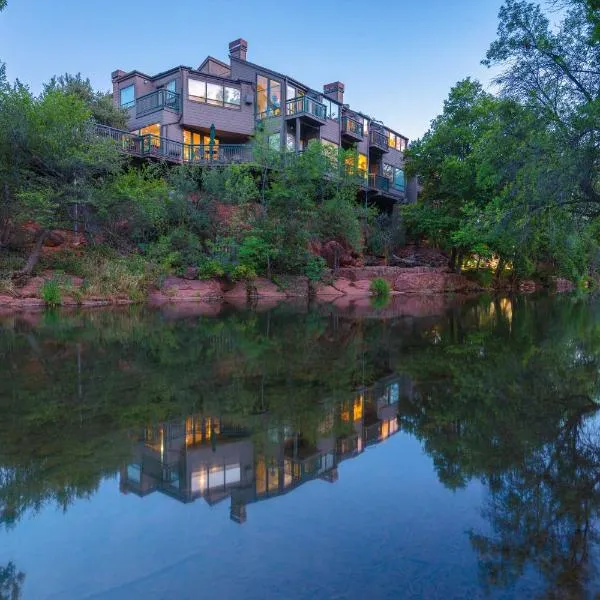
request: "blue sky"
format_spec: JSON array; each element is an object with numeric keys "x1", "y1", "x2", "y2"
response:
[{"x1": 0, "y1": 0, "x2": 505, "y2": 141}]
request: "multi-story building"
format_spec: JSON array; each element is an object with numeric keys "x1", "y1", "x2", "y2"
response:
[{"x1": 110, "y1": 39, "x2": 415, "y2": 207}]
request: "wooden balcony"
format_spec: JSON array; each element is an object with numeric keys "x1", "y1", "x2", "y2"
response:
[
  {"x1": 285, "y1": 96, "x2": 327, "y2": 126},
  {"x1": 135, "y1": 89, "x2": 181, "y2": 117},
  {"x1": 342, "y1": 116, "x2": 363, "y2": 142},
  {"x1": 95, "y1": 124, "x2": 252, "y2": 165},
  {"x1": 369, "y1": 129, "x2": 389, "y2": 153}
]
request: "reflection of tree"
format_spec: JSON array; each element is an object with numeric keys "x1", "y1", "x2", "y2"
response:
[
  {"x1": 397, "y1": 296, "x2": 600, "y2": 596},
  {"x1": 0, "y1": 562, "x2": 25, "y2": 600},
  {"x1": 470, "y1": 410, "x2": 600, "y2": 598}
]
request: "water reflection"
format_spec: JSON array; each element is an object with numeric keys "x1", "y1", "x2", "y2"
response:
[
  {"x1": 1, "y1": 295, "x2": 600, "y2": 598},
  {"x1": 121, "y1": 376, "x2": 407, "y2": 524}
]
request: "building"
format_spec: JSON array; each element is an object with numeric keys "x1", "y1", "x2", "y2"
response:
[{"x1": 110, "y1": 39, "x2": 415, "y2": 207}]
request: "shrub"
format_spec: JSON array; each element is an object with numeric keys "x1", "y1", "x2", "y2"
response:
[
  {"x1": 197, "y1": 257, "x2": 225, "y2": 280},
  {"x1": 230, "y1": 264, "x2": 257, "y2": 282},
  {"x1": 40, "y1": 278, "x2": 62, "y2": 306},
  {"x1": 370, "y1": 277, "x2": 391, "y2": 298},
  {"x1": 304, "y1": 256, "x2": 327, "y2": 282}
]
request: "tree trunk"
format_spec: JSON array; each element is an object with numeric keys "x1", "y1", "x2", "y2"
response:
[
  {"x1": 19, "y1": 229, "x2": 49, "y2": 276},
  {"x1": 449, "y1": 247, "x2": 457, "y2": 271},
  {"x1": 495, "y1": 257, "x2": 505, "y2": 280},
  {"x1": 455, "y1": 250, "x2": 463, "y2": 274}
]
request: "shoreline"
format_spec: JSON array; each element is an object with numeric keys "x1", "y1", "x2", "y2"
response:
[{"x1": 0, "y1": 266, "x2": 576, "y2": 312}]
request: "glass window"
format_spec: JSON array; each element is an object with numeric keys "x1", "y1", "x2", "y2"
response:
[
  {"x1": 257, "y1": 75, "x2": 268, "y2": 116},
  {"x1": 120, "y1": 84, "x2": 135, "y2": 108},
  {"x1": 324, "y1": 99, "x2": 339, "y2": 121},
  {"x1": 188, "y1": 78, "x2": 206, "y2": 101},
  {"x1": 383, "y1": 163, "x2": 393, "y2": 180},
  {"x1": 188, "y1": 78, "x2": 240, "y2": 109},
  {"x1": 358, "y1": 153, "x2": 368, "y2": 179},
  {"x1": 270, "y1": 81, "x2": 281, "y2": 114},
  {"x1": 257, "y1": 75, "x2": 282, "y2": 118},
  {"x1": 206, "y1": 82, "x2": 223, "y2": 106},
  {"x1": 166, "y1": 80, "x2": 176, "y2": 93},
  {"x1": 363, "y1": 119, "x2": 368, "y2": 136},
  {"x1": 269, "y1": 133, "x2": 280, "y2": 150},
  {"x1": 287, "y1": 84, "x2": 296, "y2": 101},
  {"x1": 224, "y1": 86, "x2": 240, "y2": 107},
  {"x1": 286, "y1": 132, "x2": 295, "y2": 151},
  {"x1": 135, "y1": 123, "x2": 160, "y2": 137},
  {"x1": 388, "y1": 131, "x2": 396, "y2": 149},
  {"x1": 393, "y1": 167, "x2": 405, "y2": 190}
]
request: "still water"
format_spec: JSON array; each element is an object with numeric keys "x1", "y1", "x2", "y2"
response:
[{"x1": 1, "y1": 295, "x2": 600, "y2": 599}]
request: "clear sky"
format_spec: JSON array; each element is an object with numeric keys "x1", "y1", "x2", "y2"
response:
[{"x1": 0, "y1": 0, "x2": 506, "y2": 141}]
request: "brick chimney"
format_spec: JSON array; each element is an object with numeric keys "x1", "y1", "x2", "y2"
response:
[
  {"x1": 229, "y1": 38, "x2": 248, "y2": 61},
  {"x1": 323, "y1": 81, "x2": 344, "y2": 104},
  {"x1": 111, "y1": 69, "x2": 126, "y2": 81}
]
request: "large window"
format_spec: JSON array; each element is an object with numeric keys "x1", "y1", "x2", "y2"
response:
[
  {"x1": 388, "y1": 131, "x2": 407, "y2": 151},
  {"x1": 393, "y1": 167, "x2": 405, "y2": 190},
  {"x1": 323, "y1": 98, "x2": 340, "y2": 121},
  {"x1": 187, "y1": 78, "x2": 241, "y2": 108},
  {"x1": 383, "y1": 163, "x2": 393, "y2": 181},
  {"x1": 257, "y1": 75, "x2": 281, "y2": 119},
  {"x1": 183, "y1": 129, "x2": 220, "y2": 160},
  {"x1": 166, "y1": 80, "x2": 176, "y2": 93},
  {"x1": 120, "y1": 84, "x2": 135, "y2": 108},
  {"x1": 269, "y1": 133, "x2": 280, "y2": 150}
]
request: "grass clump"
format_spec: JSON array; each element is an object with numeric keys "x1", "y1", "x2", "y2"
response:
[
  {"x1": 40, "y1": 278, "x2": 62, "y2": 306},
  {"x1": 370, "y1": 277, "x2": 391, "y2": 298}
]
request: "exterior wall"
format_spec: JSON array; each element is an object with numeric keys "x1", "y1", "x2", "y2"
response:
[
  {"x1": 321, "y1": 118, "x2": 341, "y2": 145},
  {"x1": 181, "y1": 69, "x2": 255, "y2": 137},
  {"x1": 199, "y1": 58, "x2": 231, "y2": 77}
]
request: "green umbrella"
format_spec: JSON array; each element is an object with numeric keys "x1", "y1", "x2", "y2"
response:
[{"x1": 209, "y1": 123, "x2": 216, "y2": 161}]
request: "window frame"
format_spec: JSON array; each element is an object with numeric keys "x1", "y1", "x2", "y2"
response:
[
  {"x1": 120, "y1": 84, "x2": 135, "y2": 109},
  {"x1": 187, "y1": 77, "x2": 241, "y2": 110}
]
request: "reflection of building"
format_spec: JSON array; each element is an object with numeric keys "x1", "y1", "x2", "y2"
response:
[{"x1": 120, "y1": 376, "x2": 413, "y2": 523}]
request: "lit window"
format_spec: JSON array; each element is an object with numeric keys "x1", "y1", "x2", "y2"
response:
[
  {"x1": 120, "y1": 84, "x2": 134, "y2": 108},
  {"x1": 358, "y1": 153, "x2": 367, "y2": 179},
  {"x1": 388, "y1": 131, "x2": 396, "y2": 149},
  {"x1": 257, "y1": 75, "x2": 282, "y2": 118}
]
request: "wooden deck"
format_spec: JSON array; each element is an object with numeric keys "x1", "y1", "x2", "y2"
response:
[{"x1": 95, "y1": 124, "x2": 253, "y2": 165}]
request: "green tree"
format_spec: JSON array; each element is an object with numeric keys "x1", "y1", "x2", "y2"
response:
[{"x1": 44, "y1": 73, "x2": 129, "y2": 129}]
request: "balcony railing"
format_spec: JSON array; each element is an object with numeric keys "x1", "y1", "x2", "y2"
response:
[
  {"x1": 136, "y1": 89, "x2": 181, "y2": 117},
  {"x1": 368, "y1": 173, "x2": 390, "y2": 192},
  {"x1": 286, "y1": 96, "x2": 327, "y2": 121},
  {"x1": 342, "y1": 116, "x2": 363, "y2": 139},
  {"x1": 95, "y1": 124, "x2": 142, "y2": 154},
  {"x1": 369, "y1": 129, "x2": 388, "y2": 152},
  {"x1": 95, "y1": 125, "x2": 251, "y2": 165},
  {"x1": 185, "y1": 144, "x2": 253, "y2": 164}
]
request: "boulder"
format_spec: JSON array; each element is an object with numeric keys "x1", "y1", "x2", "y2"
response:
[
  {"x1": 393, "y1": 271, "x2": 474, "y2": 294},
  {"x1": 249, "y1": 278, "x2": 287, "y2": 299},
  {"x1": 224, "y1": 281, "x2": 249, "y2": 299},
  {"x1": 276, "y1": 276, "x2": 309, "y2": 297}
]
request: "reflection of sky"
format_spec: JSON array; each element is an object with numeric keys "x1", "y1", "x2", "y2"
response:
[{"x1": 1, "y1": 433, "x2": 506, "y2": 600}]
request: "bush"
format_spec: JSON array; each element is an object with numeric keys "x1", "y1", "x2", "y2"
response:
[
  {"x1": 40, "y1": 278, "x2": 62, "y2": 306},
  {"x1": 370, "y1": 277, "x2": 391, "y2": 298},
  {"x1": 304, "y1": 256, "x2": 327, "y2": 282},
  {"x1": 197, "y1": 257, "x2": 225, "y2": 280},
  {"x1": 230, "y1": 264, "x2": 257, "y2": 282}
]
